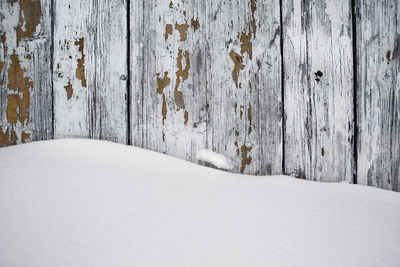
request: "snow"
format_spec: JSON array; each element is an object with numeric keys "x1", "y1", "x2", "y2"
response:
[
  {"x1": 196, "y1": 148, "x2": 234, "y2": 170},
  {"x1": 0, "y1": 139, "x2": 399, "y2": 267}
]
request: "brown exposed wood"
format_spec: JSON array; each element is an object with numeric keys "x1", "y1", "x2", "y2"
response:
[
  {"x1": 7, "y1": 52, "x2": 33, "y2": 125},
  {"x1": 174, "y1": 49, "x2": 190, "y2": 110},
  {"x1": 156, "y1": 72, "x2": 170, "y2": 94},
  {"x1": 64, "y1": 81, "x2": 73, "y2": 100},
  {"x1": 16, "y1": 0, "x2": 42, "y2": 46},
  {"x1": 6, "y1": 94, "x2": 19, "y2": 124},
  {"x1": 175, "y1": 23, "x2": 189, "y2": 41},
  {"x1": 184, "y1": 110, "x2": 188, "y2": 125},
  {"x1": 190, "y1": 18, "x2": 199, "y2": 31},
  {"x1": 240, "y1": 31, "x2": 252, "y2": 60},
  {"x1": 0, "y1": 62, "x2": 4, "y2": 76},
  {"x1": 74, "y1": 38, "x2": 87, "y2": 88},
  {"x1": 0, "y1": 0, "x2": 53, "y2": 144},
  {"x1": 21, "y1": 131, "x2": 30, "y2": 143},
  {"x1": 240, "y1": 144, "x2": 252, "y2": 174},
  {"x1": 162, "y1": 93, "x2": 167, "y2": 125},
  {"x1": 164, "y1": 24, "x2": 173, "y2": 40},
  {"x1": 229, "y1": 50, "x2": 244, "y2": 89}
]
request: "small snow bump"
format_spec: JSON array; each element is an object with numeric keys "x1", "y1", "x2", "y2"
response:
[{"x1": 196, "y1": 149, "x2": 234, "y2": 170}]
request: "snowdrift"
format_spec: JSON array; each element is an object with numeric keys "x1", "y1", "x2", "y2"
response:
[{"x1": 0, "y1": 139, "x2": 399, "y2": 267}]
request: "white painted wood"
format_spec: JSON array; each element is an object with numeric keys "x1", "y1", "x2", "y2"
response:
[
  {"x1": 130, "y1": 0, "x2": 208, "y2": 162},
  {"x1": 0, "y1": 0, "x2": 52, "y2": 146},
  {"x1": 356, "y1": 0, "x2": 400, "y2": 191},
  {"x1": 53, "y1": 0, "x2": 128, "y2": 143},
  {"x1": 206, "y1": 0, "x2": 282, "y2": 174},
  {"x1": 283, "y1": 0, "x2": 354, "y2": 181}
]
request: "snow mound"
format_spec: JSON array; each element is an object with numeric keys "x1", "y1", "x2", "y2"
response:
[
  {"x1": 0, "y1": 139, "x2": 399, "y2": 267},
  {"x1": 196, "y1": 148, "x2": 234, "y2": 170}
]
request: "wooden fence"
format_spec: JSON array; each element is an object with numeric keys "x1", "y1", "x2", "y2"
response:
[{"x1": 0, "y1": 0, "x2": 399, "y2": 191}]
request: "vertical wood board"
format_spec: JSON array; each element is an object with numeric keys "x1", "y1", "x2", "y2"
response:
[
  {"x1": 283, "y1": 0, "x2": 354, "y2": 181},
  {"x1": 53, "y1": 0, "x2": 128, "y2": 143},
  {"x1": 0, "y1": 0, "x2": 52, "y2": 146},
  {"x1": 130, "y1": 0, "x2": 208, "y2": 162},
  {"x1": 206, "y1": 0, "x2": 282, "y2": 174}
]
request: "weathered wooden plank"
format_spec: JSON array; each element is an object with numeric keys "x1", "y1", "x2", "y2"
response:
[
  {"x1": 0, "y1": 0, "x2": 52, "y2": 147},
  {"x1": 283, "y1": 0, "x2": 354, "y2": 181},
  {"x1": 53, "y1": 0, "x2": 128, "y2": 143},
  {"x1": 206, "y1": 0, "x2": 282, "y2": 174},
  {"x1": 356, "y1": 0, "x2": 399, "y2": 191},
  {"x1": 130, "y1": 0, "x2": 208, "y2": 161}
]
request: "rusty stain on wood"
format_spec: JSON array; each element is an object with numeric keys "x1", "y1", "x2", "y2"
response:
[
  {"x1": 74, "y1": 38, "x2": 86, "y2": 87},
  {"x1": 156, "y1": 71, "x2": 170, "y2": 94},
  {"x1": 64, "y1": 80, "x2": 73, "y2": 100},
  {"x1": 175, "y1": 23, "x2": 189, "y2": 41},
  {"x1": 229, "y1": 50, "x2": 244, "y2": 88}
]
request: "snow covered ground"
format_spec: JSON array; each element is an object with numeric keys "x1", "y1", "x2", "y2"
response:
[{"x1": 0, "y1": 139, "x2": 399, "y2": 267}]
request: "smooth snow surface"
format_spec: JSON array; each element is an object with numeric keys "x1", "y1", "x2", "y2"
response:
[
  {"x1": 196, "y1": 148, "x2": 234, "y2": 170},
  {"x1": 0, "y1": 139, "x2": 399, "y2": 267}
]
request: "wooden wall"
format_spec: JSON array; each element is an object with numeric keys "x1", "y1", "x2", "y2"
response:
[{"x1": 0, "y1": 0, "x2": 398, "y2": 192}]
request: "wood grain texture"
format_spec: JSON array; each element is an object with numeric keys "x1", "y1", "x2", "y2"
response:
[
  {"x1": 206, "y1": 0, "x2": 282, "y2": 174},
  {"x1": 53, "y1": 0, "x2": 128, "y2": 143},
  {"x1": 0, "y1": 0, "x2": 52, "y2": 147},
  {"x1": 282, "y1": 0, "x2": 354, "y2": 181},
  {"x1": 130, "y1": 0, "x2": 208, "y2": 161},
  {"x1": 356, "y1": 0, "x2": 400, "y2": 191}
]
